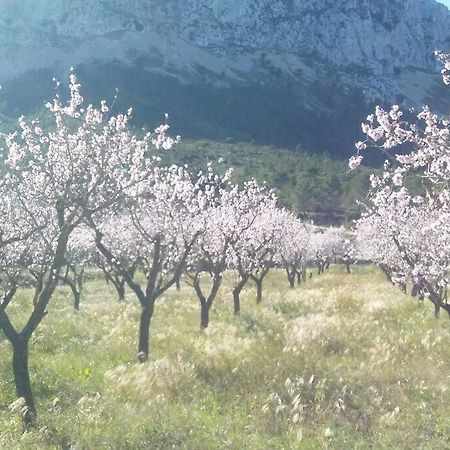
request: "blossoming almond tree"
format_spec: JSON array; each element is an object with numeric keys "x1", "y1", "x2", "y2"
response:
[
  {"x1": 0, "y1": 72, "x2": 175, "y2": 426},
  {"x1": 58, "y1": 225, "x2": 96, "y2": 310},
  {"x1": 185, "y1": 166, "x2": 234, "y2": 330},
  {"x1": 352, "y1": 51, "x2": 450, "y2": 319},
  {"x1": 226, "y1": 193, "x2": 286, "y2": 306},
  {"x1": 89, "y1": 165, "x2": 203, "y2": 361},
  {"x1": 276, "y1": 212, "x2": 311, "y2": 289},
  {"x1": 224, "y1": 180, "x2": 278, "y2": 315},
  {"x1": 186, "y1": 211, "x2": 229, "y2": 330},
  {"x1": 308, "y1": 227, "x2": 345, "y2": 275},
  {"x1": 247, "y1": 205, "x2": 286, "y2": 304},
  {"x1": 356, "y1": 177, "x2": 450, "y2": 315},
  {"x1": 339, "y1": 236, "x2": 355, "y2": 274},
  {"x1": 94, "y1": 246, "x2": 134, "y2": 302}
]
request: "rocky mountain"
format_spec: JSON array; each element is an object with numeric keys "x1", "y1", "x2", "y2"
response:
[{"x1": 0, "y1": 0, "x2": 449, "y2": 158}]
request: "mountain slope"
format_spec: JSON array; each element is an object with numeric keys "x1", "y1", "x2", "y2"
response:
[{"x1": 0, "y1": 0, "x2": 449, "y2": 157}]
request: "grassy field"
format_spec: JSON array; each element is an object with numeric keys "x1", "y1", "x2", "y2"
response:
[{"x1": 1, "y1": 266, "x2": 450, "y2": 449}]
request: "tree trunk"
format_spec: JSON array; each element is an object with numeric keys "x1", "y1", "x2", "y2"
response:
[
  {"x1": 380, "y1": 265, "x2": 393, "y2": 283},
  {"x1": 233, "y1": 290, "x2": 240, "y2": 315},
  {"x1": 255, "y1": 279, "x2": 263, "y2": 304},
  {"x1": 73, "y1": 290, "x2": 80, "y2": 311},
  {"x1": 58, "y1": 267, "x2": 83, "y2": 311},
  {"x1": 117, "y1": 282, "x2": 126, "y2": 301},
  {"x1": 12, "y1": 337, "x2": 36, "y2": 429},
  {"x1": 345, "y1": 261, "x2": 351, "y2": 274},
  {"x1": 33, "y1": 276, "x2": 44, "y2": 307},
  {"x1": 285, "y1": 268, "x2": 296, "y2": 288},
  {"x1": 441, "y1": 303, "x2": 450, "y2": 321},
  {"x1": 138, "y1": 301, "x2": 154, "y2": 362},
  {"x1": 288, "y1": 275, "x2": 295, "y2": 289},
  {"x1": 434, "y1": 303, "x2": 440, "y2": 319},
  {"x1": 4, "y1": 230, "x2": 71, "y2": 429},
  {"x1": 176, "y1": 277, "x2": 181, "y2": 291},
  {"x1": 250, "y1": 270, "x2": 269, "y2": 304},
  {"x1": 192, "y1": 271, "x2": 223, "y2": 330},
  {"x1": 200, "y1": 301, "x2": 210, "y2": 330},
  {"x1": 233, "y1": 276, "x2": 248, "y2": 316},
  {"x1": 64, "y1": 278, "x2": 81, "y2": 311},
  {"x1": 77, "y1": 269, "x2": 84, "y2": 297},
  {"x1": 1, "y1": 286, "x2": 17, "y2": 310}
]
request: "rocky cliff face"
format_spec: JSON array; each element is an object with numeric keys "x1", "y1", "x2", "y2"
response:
[{"x1": 0, "y1": 0, "x2": 449, "y2": 156}]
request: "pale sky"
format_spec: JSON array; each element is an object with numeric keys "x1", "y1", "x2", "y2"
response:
[{"x1": 436, "y1": 0, "x2": 450, "y2": 8}]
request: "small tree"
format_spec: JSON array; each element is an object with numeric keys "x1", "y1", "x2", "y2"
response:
[
  {"x1": 185, "y1": 166, "x2": 234, "y2": 330},
  {"x1": 277, "y1": 213, "x2": 311, "y2": 289},
  {"x1": 58, "y1": 225, "x2": 95, "y2": 310},
  {"x1": 228, "y1": 197, "x2": 281, "y2": 305},
  {"x1": 186, "y1": 206, "x2": 229, "y2": 330},
  {"x1": 225, "y1": 180, "x2": 277, "y2": 315},
  {"x1": 90, "y1": 165, "x2": 203, "y2": 361}
]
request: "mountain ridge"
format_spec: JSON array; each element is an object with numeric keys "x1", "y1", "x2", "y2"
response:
[{"x1": 0, "y1": 0, "x2": 449, "y2": 158}]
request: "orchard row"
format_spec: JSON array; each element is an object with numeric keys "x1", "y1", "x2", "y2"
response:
[{"x1": 0, "y1": 72, "x2": 351, "y2": 427}]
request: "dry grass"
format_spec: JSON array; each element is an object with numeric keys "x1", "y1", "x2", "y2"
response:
[{"x1": 0, "y1": 265, "x2": 449, "y2": 449}]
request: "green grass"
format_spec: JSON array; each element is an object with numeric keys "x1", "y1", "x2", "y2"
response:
[{"x1": 1, "y1": 266, "x2": 450, "y2": 449}]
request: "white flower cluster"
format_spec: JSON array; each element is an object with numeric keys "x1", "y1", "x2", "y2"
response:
[{"x1": 353, "y1": 51, "x2": 450, "y2": 319}]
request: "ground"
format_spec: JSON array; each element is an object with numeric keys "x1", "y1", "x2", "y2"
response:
[{"x1": 0, "y1": 266, "x2": 449, "y2": 449}]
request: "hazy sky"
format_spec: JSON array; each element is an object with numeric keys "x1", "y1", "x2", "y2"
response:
[{"x1": 437, "y1": 0, "x2": 450, "y2": 8}]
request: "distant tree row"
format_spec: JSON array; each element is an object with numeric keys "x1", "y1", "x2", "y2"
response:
[{"x1": 161, "y1": 139, "x2": 372, "y2": 225}]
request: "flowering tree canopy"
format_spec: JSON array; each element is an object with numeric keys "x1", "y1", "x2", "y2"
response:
[
  {"x1": 352, "y1": 51, "x2": 450, "y2": 318},
  {"x1": 0, "y1": 72, "x2": 177, "y2": 426}
]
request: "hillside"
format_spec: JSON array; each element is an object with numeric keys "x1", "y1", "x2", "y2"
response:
[
  {"x1": 0, "y1": 1, "x2": 449, "y2": 157},
  {"x1": 163, "y1": 140, "x2": 372, "y2": 225}
]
